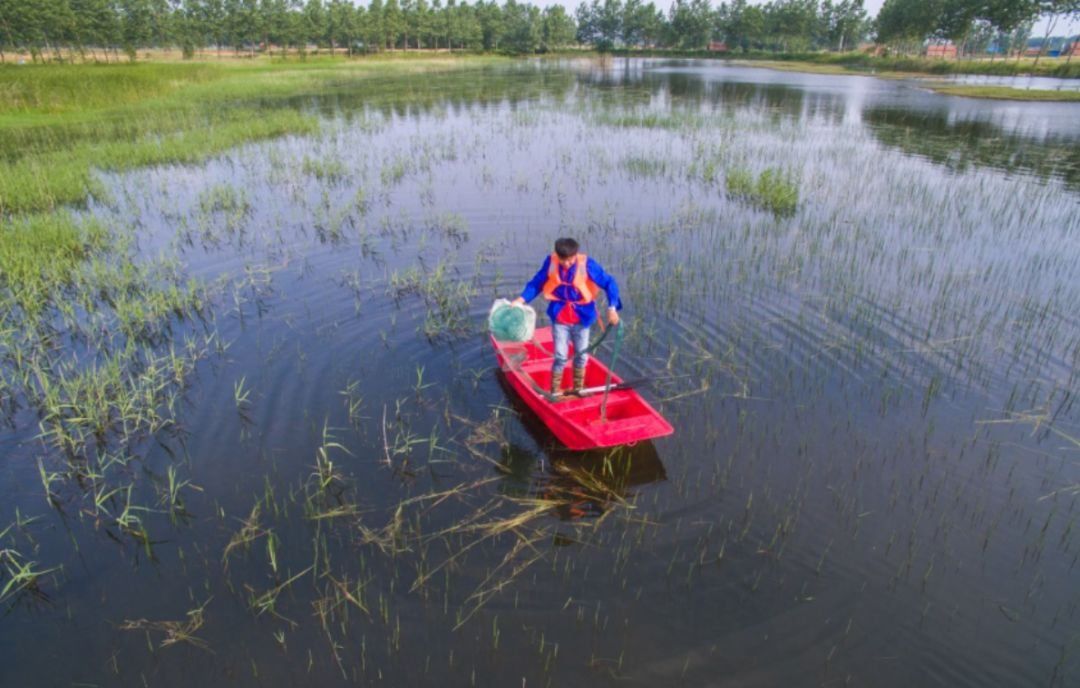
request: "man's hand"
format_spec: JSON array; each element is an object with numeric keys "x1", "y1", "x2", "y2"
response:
[
  {"x1": 607, "y1": 308, "x2": 620, "y2": 326},
  {"x1": 511, "y1": 297, "x2": 525, "y2": 307}
]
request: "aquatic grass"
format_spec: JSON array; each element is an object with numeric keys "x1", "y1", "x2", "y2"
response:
[
  {"x1": 119, "y1": 598, "x2": 212, "y2": 651},
  {"x1": 223, "y1": 505, "x2": 272, "y2": 570},
  {"x1": 0, "y1": 213, "x2": 108, "y2": 318},
  {"x1": 422, "y1": 211, "x2": 469, "y2": 243},
  {"x1": 0, "y1": 547, "x2": 59, "y2": 603},
  {"x1": 302, "y1": 156, "x2": 348, "y2": 181},
  {"x1": 0, "y1": 110, "x2": 319, "y2": 214},
  {"x1": 0, "y1": 212, "x2": 213, "y2": 540},
  {"x1": 621, "y1": 155, "x2": 668, "y2": 179},
  {"x1": 198, "y1": 183, "x2": 250, "y2": 216},
  {"x1": 594, "y1": 112, "x2": 699, "y2": 130},
  {"x1": 725, "y1": 166, "x2": 799, "y2": 216},
  {"x1": 389, "y1": 258, "x2": 478, "y2": 339}
]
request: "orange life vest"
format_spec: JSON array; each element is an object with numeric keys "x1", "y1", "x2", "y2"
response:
[{"x1": 542, "y1": 253, "x2": 599, "y2": 304}]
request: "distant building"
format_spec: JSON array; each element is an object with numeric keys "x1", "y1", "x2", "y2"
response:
[
  {"x1": 708, "y1": 41, "x2": 728, "y2": 53},
  {"x1": 924, "y1": 42, "x2": 957, "y2": 59}
]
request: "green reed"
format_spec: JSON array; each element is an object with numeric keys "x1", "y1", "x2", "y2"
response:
[{"x1": 725, "y1": 166, "x2": 799, "y2": 216}]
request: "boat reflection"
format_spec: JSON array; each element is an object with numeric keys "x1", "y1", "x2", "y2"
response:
[{"x1": 494, "y1": 371, "x2": 667, "y2": 521}]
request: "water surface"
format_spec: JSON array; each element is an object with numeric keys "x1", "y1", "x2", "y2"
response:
[{"x1": 2, "y1": 59, "x2": 1079, "y2": 687}]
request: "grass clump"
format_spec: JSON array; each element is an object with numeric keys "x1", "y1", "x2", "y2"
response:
[
  {"x1": 0, "y1": 213, "x2": 108, "y2": 317},
  {"x1": 302, "y1": 156, "x2": 348, "y2": 181},
  {"x1": 389, "y1": 259, "x2": 477, "y2": 339},
  {"x1": 726, "y1": 167, "x2": 799, "y2": 216},
  {"x1": 621, "y1": 155, "x2": 668, "y2": 178},
  {"x1": 595, "y1": 112, "x2": 695, "y2": 130},
  {"x1": 198, "y1": 183, "x2": 251, "y2": 215}
]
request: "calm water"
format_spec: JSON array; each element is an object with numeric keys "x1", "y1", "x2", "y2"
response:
[{"x1": 2, "y1": 59, "x2": 1079, "y2": 687}]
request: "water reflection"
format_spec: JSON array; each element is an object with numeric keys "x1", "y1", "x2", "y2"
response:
[
  {"x1": 494, "y1": 372, "x2": 667, "y2": 521},
  {"x1": 566, "y1": 58, "x2": 1080, "y2": 186},
  {"x1": 864, "y1": 106, "x2": 1080, "y2": 187}
]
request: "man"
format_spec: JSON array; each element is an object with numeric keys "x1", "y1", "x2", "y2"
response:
[{"x1": 513, "y1": 237, "x2": 621, "y2": 397}]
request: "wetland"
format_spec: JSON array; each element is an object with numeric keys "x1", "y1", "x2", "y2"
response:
[{"x1": 1, "y1": 57, "x2": 1079, "y2": 687}]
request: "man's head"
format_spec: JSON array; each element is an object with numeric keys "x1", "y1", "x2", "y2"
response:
[{"x1": 554, "y1": 238, "x2": 580, "y2": 267}]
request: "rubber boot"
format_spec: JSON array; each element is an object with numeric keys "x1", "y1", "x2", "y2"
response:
[
  {"x1": 573, "y1": 367, "x2": 586, "y2": 394},
  {"x1": 550, "y1": 369, "x2": 563, "y2": 398}
]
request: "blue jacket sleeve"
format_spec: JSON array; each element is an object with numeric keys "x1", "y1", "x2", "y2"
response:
[
  {"x1": 587, "y1": 257, "x2": 622, "y2": 311},
  {"x1": 519, "y1": 256, "x2": 551, "y2": 303}
]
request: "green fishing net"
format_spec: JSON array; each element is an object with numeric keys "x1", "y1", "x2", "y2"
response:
[{"x1": 488, "y1": 299, "x2": 536, "y2": 342}]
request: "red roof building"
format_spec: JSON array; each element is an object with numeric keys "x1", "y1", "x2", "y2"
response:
[{"x1": 925, "y1": 43, "x2": 957, "y2": 59}]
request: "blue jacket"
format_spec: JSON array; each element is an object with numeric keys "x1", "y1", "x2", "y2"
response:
[{"x1": 520, "y1": 255, "x2": 622, "y2": 327}]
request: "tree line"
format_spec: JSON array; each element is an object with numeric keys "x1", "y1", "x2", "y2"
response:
[
  {"x1": 0, "y1": 0, "x2": 578, "y2": 60},
  {"x1": 577, "y1": 0, "x2": 868, "y2": 53},
  {"x1": 0, "y1": 0, "x2": 1076, "y2": 62},
  {"x1": 876, "y1": 0, "x2": 1079, "y2": 58}
]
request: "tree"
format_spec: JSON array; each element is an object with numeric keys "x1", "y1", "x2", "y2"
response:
[
  {"x1": 977, "y1": 0, "x2": 1035, "y2": 59},
  {"x1": 541, "y1": 4, "x2": 576, "y2": 50},
  {"x1": 575, "y1": 1, "x2": 597, "y2": 45},
  {"x1": 70, "y1": 0, "x2": 115, "y2": 58},
  {"x1": 478, "y1": 0, "x2": 504, "y2": 49},
  {"x1": 935, "y1": 0, "x2": 980, "y2": 53},
  {"x1": 408, "y1": 0, "x2": 432, "y2": 49},
  {"x1": 303, "y1": 0, "x2": 326, "y2": 50},
  {"x1": 667, "y1": 0, "x2": 711, "y2": 49},
  {"x1": 876, "y1": 0, "x2": 943, "y2": 51},
  {"x1": 597, "y1": 0, "x2": 622, "y2": 49},
  {"x1": 501, "y1": 0, "x2": 540, "y2": 53},
  {"x1": 821, "y1": 0, "x2": 867, "y2": 51},
  {"x1": 456, "y1": 1, "x2": 482, "y2": 49},
  {"x1": 761, "y1": 0, "x2": 819, "y2": 52},
  {"x1": 383, "y1": 0, "x2": 403, "y2": 48},
  {"x1": 1033, "y1": 0, "x2": 1080, "y2": 65},
  {"x1": 365, "y1": 0, "x2": 384, "y2": 50},
  {"x1": 621, "y1": 0, "x2": 647, "y2": 46},
  {"x1": 260, "y1": 0, "x2": 290, "y2": 54},
  {"x1": 120, "y1": 0, "x2": 155, "y2": 59}
]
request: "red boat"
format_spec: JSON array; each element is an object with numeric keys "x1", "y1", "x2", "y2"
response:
[{"x1": 491, "y1": 326, "x2": 674, "y2": 450}]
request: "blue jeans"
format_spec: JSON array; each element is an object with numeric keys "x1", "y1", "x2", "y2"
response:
[{"x1": 552, "y1": 322, "x2": 590, "y2": 374}]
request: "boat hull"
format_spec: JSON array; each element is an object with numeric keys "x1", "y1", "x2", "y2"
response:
[{"x1": 491, "y1": 327, "x2": 674, "y2": 450}]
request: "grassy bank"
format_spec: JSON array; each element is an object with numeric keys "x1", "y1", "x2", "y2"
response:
[
  {"x1": 0, "y1": 55, "x2": 507, "y2": 214},
  {"x1": 921, "y1": 83, "x2": 1080, "y2": 101}
]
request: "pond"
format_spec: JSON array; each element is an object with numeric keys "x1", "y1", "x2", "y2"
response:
[{"x1": 1, "y1": 58, "x2": 1078, "y2": 687}]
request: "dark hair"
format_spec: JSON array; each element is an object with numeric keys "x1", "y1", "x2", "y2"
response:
[{"x1": 554, "y1": 237, "x2": 579, "y2": 259}]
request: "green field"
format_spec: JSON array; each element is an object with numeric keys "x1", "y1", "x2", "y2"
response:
[{"x1": 0, "y1": 56, "x2": 509, "y2": 214}]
